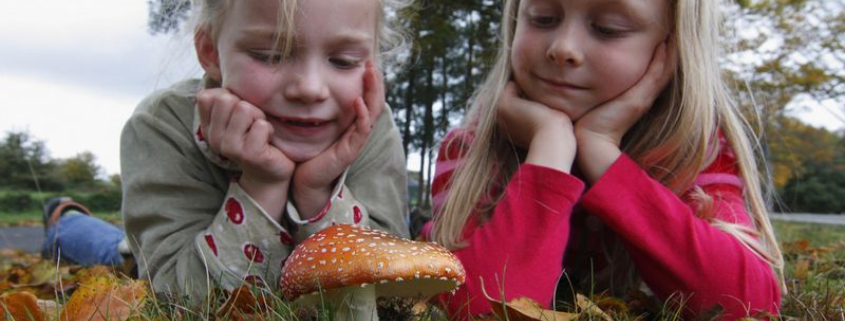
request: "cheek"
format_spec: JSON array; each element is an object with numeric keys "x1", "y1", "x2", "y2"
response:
[
  {"x1": 223, "y1": 61, "x2": 278, "y2": 106},
  {"x1": 592, "y1": 47, "x2": 652, "y2": 97},
  {"x1": 330, "y1": 73, "x2": 364, "y2": 124}
]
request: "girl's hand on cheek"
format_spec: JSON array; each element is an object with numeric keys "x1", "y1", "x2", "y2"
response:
[
  {"x1": 498, "y1": 81, "x2": 576, "y2": 173},
  {"x1": 291, "y1": 61, "x2": 384, "y2": 218},
  {"x1": 575, "y1": 39, "x2": 677, "y2": 182},
  {"x1": 197, "y1": 88, "x2": 295, "y2": 219}
]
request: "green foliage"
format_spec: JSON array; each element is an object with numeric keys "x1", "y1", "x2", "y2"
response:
[
  {"x1": 58, "y1": 151, "x2": 103, "y2": 190},
  {"x1": 0, "y1": 131, "x2": 63, "y2": 191},
  {"x1": 0, "y1": 191, "x2": 36, "y2": 213}
]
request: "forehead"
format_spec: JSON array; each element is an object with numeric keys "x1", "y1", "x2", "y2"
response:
[
  {"x1": 226, "y1": 0, "x2": 379, "y2": 34},
  {"x1": 520, "y1": 0, "x2": 669, "y2": 20}
]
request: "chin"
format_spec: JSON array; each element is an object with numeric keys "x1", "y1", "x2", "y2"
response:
[{"x1": 279, "y1": 143, "x2": 330, "y2": 163}]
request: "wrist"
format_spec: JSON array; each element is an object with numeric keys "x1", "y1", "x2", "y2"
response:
[
  {"x1": 238, "y1": 174, "x2": 290, "y2": 222},
  {"x1": 291, "y1": 182, "x2": 334, "y2": 220},
  {"x1": 574, "y1": 131, "x2": 621, "y2": 183},
  {"x1": 525, "y1": 126, "x2": 576, "y2": 173}
]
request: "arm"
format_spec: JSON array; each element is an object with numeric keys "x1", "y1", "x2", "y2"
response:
[
  {"x1": 579, "y1": 151, "x2": 780, "y2": 319},
  {"x1": 121, "y1": 88, "x2": 292, "y2": 295},
  {"x1": 431, "y1": 131, "x2": 585, "y2": 318}
]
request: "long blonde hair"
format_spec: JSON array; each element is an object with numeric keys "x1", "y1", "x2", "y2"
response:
[
  {"x1": 432, "y1": 0, "x2": 784, "y2": 289},
  {"x1": 190, "y1": 0, "x2": 411, "y2": 69}
]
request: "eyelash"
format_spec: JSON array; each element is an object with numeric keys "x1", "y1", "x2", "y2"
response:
[
  {"x1": 592, "y1": 24, "x2": 627, "y2": 37},
  {"x1": 529, "y1": 15, "x2": 560, "y2": 28},
  {"x1": 329, "y1": 57, "x2": 362, "y2": 69},
  {"x1": 249, "y1": 51, "x2": 284, "y2": 64}
]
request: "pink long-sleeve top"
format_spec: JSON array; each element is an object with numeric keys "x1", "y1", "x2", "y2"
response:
[{"x1": 422, "y1": 129, "x2": 781, "y2": 320}]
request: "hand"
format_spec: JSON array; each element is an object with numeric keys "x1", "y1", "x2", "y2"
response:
[
  {"x1": 291, "y1": 61, "x2": 384, "y2": 217},
  {"x1": 197, "y1": 88, "x2": 295, "y2": 219},
  {"x1": 497, "y1": 81, "x2": 576, "y2": 173},
  {"x1": 574, "y1": 38, "x2": 678, "y2": 182}
]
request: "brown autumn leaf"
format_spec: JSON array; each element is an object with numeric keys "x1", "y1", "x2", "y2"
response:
[
  {"x1": 793, "y1": 259, "x2": 810, "y2": 279},
  {"x1": 480, "y1": 279, "x2": 580, "y2": 321},
  {"x1": 0, "y1": 291, "x2": 45, "y2": 321},
  {"x1": 59, "y1": 272, "x2": 147, "y2": 321},
  {"x1": 217, "y1": 285, "x2": 268, "y2": 320},
  {"x1": 575, "y1": 294, "x2": 613, "y2": 321}
]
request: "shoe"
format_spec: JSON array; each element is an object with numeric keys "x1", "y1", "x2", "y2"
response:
[{"x1": 43, "y1": 197, "x2": 92, "y2": 230}]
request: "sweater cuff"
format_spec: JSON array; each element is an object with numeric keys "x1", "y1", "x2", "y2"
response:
[
  {"x1": 286, "y1": 170, "x2": 369, "y2": 243},
  {"x1": 517, "y1": 163, "x2": 585, "y2": 204},
  {"x1": 195, "y1": 182, "x2": 295, "y2": 290},
  {"x1": 580, "y1": 153, "x2": 651, "y2": 226}
]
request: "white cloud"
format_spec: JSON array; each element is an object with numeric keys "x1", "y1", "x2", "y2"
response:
[{"x1": 0, "y1": 1, "x2": 201, "y2": 177}]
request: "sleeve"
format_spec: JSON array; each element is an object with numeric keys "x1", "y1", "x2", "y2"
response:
[
  {"x1": 195, "y1": 182, "x2": 294, "y2": 290},
  {"x1": 286, "y1": 170, "x2": 370, "y2": 242},
  {"x1": 579, "y1": 151, "x2": 781, "y2": 319},
  {"x1": 430, "y1": 131, "x2": 586, "y2": 319},
  {"x1": 121, "y1": 94, "x2": 290, "y2": 295},
  {"x1": 344, "y1": 105, "x2": 411, "y2": 239}
]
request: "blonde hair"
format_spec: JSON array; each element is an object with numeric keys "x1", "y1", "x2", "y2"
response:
[
  {"x1": 432, "y1": 0, "x2": 784, "y2": 291},
  {"x1": 190, "y1": 0, "x2": 412, "y2": 69}
]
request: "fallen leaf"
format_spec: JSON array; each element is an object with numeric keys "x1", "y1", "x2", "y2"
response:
[
  {"x1": 480, "y1": 279, "x2": 580, "y2": 321},
  {"x1": 59, "y1": 272, "x2": 147, "y2": 321},
  {"x1": 0, "y1": 291, "x2": 45, "y2": 321},
  {"x1": 216, "y1": 285, "x2": 267, "y2": 321},
  {"x1": 793, "y1": 259, "x2": 810, "y2": 279},
  {"x1": 575, "y1": 294, "x2": 613, "y2": 321}
]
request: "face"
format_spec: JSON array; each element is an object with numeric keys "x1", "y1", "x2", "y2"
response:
[
  {"x1": 511, "y1": 0, "x2": 670, "y2": 121},
  {"x1": 201, "y1": 0, "x2": 378, "y2": 162}
]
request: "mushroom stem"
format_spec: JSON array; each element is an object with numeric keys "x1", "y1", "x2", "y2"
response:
[{"x1": 328, "y1": 285, "x2": 379, "y2": 321}]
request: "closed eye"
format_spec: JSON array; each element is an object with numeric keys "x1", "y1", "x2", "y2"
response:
[
  {"x1": 529, "y1": 15, "x2": 560, "y2": 28},
  {"x1": 249, "y1": 51, "x2": 284, "y2": 64},
  {"x1": 329, "y1": 57, "x2": 362, "y2": 69}
]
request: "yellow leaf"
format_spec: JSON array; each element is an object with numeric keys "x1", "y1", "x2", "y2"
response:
[
  {"x1": 480, "y1": 279, "x2": 580, "y2": 321},
  {"x1": 59, "y1": 273, "x2": 147, "y2": 321},
  {"x1": 575, "y1": 294, "x2": 613, "y2": 321}
]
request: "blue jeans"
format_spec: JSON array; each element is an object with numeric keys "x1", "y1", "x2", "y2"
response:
[{"x1": 41, "y1": 212, "x2": 125, "y2": 266}]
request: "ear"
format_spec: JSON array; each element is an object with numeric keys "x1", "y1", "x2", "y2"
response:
[{"x1": 194, "y1": 27, "x2": 222, "y2": 81}]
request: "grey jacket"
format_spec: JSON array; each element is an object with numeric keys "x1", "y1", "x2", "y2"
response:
[{"x1": 120, "y1": 78, "x2": 409, "y2": 296}]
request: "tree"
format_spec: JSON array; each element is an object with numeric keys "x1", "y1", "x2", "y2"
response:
[
  {"x1": 59, "y1": 152, "x2": 102, "y2": 190},
  {"x1": 0, "y1": 131, "x2": 62, "y2": 190},
  {"x1": 147, "y1": 0, "x2": 191, "y2": 35}
]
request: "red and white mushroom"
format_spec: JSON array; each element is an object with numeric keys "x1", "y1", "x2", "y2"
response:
[{"x1": 280, "y1": 224, "x2": 465, "y2": 304}]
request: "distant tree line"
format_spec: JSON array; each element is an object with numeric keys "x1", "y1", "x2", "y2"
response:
[{"x1": 0, "y1": 131, "x2": 121, "y2": 213}]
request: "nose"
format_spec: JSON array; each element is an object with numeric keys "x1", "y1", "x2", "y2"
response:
[
  {"x1": 283, "y1": 61, "x2": 329, "y2": 104},
  {"x1": 546, "y1": 23, "x2": 584, "y2": 66}
]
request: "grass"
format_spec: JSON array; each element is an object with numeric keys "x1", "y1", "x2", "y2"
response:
[
  {"x1": 1, "y1": 219, "x2": 843, "y2": 320},
  {"x1": 0, "y1": 209, "x2": 122, "y2": 227},
  {"x1": 772, "y1": 220, "x2": 845, "y2": 320}
]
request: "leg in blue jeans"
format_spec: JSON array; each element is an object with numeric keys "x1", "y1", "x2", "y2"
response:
[{"x1": 41, "y1": 212, "x2": 126, "y2": 266}]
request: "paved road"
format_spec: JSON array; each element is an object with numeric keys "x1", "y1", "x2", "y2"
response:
[
  {"x1": 0, "y1": 227, "x2": 44, "y2": 253},
  {"x1": 0, "y1": 214, "x2": 841, "y2": 253},
  {"x1": 770, "y1": 213, "x2": 845, "y2": 226}
]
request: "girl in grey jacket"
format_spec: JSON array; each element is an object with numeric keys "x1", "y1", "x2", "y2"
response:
[{"x1": 120, "y1": 0, "x2": 411, "y2": 304}]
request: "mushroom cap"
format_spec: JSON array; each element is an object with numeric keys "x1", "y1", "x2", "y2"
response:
[{"x1": 280, "y1": 224, "x2": 465, "y2": 303}]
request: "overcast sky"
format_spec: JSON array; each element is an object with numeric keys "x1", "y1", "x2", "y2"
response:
[{"x1": 0, "y1": 1, "x2": 842, "y2": 178}]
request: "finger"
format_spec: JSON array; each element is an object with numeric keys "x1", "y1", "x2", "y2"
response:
[
  {"x1": 362, "y1": 61, "x2": 385, "y2": 120},
  {"x1": 208, "y1": 92, "x2": 239, "y2": 148},
  {"x1": 220, "y1": 101, "x2": 256, "y2": 157},
  {"x1": 244, "y1": 119, "x2": 275, "y2": 163},
  {"x1": 343, "y1": 97, "x2": 371, "y2": 152}
]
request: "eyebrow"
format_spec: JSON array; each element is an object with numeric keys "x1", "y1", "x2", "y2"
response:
[{"x1": 238, "y1": 28, "x2": 373, "y2": 49}]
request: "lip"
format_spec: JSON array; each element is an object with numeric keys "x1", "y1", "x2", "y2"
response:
[
  {"x1": 277, "y1": 116, "x2": 332, "y2": 136},
  {"x1": 538, "y1": 77, "x2": 588, "y2": 90}
]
